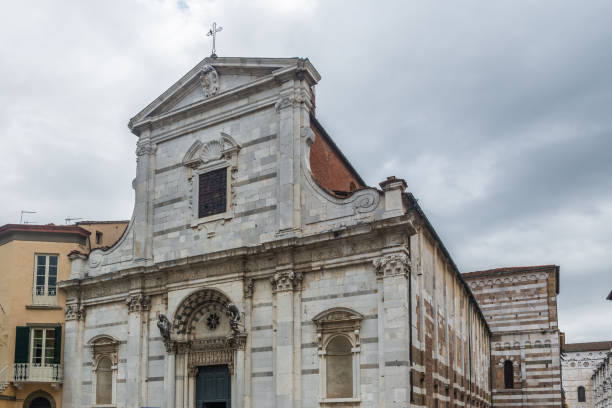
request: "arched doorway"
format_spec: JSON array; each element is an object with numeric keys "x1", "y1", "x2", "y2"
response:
[
  {"x1": 22, "y1": 390, "x2": 55, "y2": 408},
  {"x1": 163, "y1": 288, "x2": 247, "y2": 406}
]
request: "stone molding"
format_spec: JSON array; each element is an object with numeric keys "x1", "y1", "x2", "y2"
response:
[
  {"x1": 182, "y1": 133, "x2": 240, "y2": 169},
  {"x1": 467, "y1": 273, "x2": 549, "y2": 288},
  {"x1": 312, "y1": 307, "x2": 363, "y2": 349},
  {"x1": 65, "y1": 303, "x2": 86, "y2": 321},
  {"x1": 373, "y1": 253, "x2": 410, "y2": 279},
  {"x1": 270, "y1": 270, "x2": 303, "y2": 292},
  {"x1": 125, "y1": 293, "x2": 151, "y2": 313}
]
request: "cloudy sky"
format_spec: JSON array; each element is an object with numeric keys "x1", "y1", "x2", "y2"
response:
[{"x1": 1, "y1": 0, "x2": 610, "y2": 342}]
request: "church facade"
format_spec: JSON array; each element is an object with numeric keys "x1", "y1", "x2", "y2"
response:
[{"x1": 58, "y1": 56, "x2": 493, "y2": 408}]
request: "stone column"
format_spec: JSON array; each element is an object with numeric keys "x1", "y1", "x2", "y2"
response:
[
  {"x1": 125, "y1": 293, "x2": 150, "y2": 408},
  {"x1": 188, "y1": 366, "x2": 197, "y2": 408},
  {"x1": 271, "y1": 269, "x2": 302, "y2": 408},
  {"x1": 62, "y1": 303, "x2": 86, "y2": 408},
  {"x1": 374, "y1": 251, "x2": 411, "y2": 408},
  {"x1": 166, "y1": 342, "x2": 177, "y2": 408}
]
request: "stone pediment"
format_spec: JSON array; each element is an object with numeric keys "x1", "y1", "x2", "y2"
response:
[{"x1": 128, "y1": 57, "x2": 320, "y2": 135}]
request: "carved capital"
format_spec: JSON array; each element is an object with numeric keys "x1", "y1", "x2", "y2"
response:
[
  {"x1": 65, "y1": 303, "x2": 86, "y2": 321},
  {"x1": 135, "y1": 141, "x2": 157, "y2": 157},
  {"x1": 271, "y1": 270, "x2": 303, "y2": 292},
  {"x1": 244, "y1": 278, "x2": 254, "y2": 299},
  {"x1": 164, "y1": 341, "x2": 178, "y2": 355},
  {"x1": 125, "y1": 293, "x2": 151, "y2": 313},
  {"x1": 373, "y1": 253, "x2": 410, "y2": 279}
]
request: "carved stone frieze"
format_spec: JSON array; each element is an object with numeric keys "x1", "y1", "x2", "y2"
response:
[
  {"x1": 270, "y1": 270, "x2": 303, "y2": 292},
  {"x1": 125, "y1": 293, "x2": 151, "y2": 313},
  {"x1": 65, "y1": 303, "x2": 86, "y2": 321},
  {"x1": 189, "y1": 348, "x2": 234, "y2": 375},
  {"x1": 81, "y1": 279, "x2": 130, "y2": 300},
  {"x1": 373, "y1": 253, "x2": 411, "y2": 279}
]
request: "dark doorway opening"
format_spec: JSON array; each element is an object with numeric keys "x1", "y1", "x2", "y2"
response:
[
  {"x1": 196, "y1": 364, "x2": 231, "y2": 408},
  {"x1": 29, "y1": 397, "x2": 52, "y2": 408}
]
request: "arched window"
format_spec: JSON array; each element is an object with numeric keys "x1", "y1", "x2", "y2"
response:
[
  {"x1": 313, "y1": 307, "x2": 363, "y2": 402},
  {"x1": 96, "y1": 357, "x2": 113, "y2": 404},
  {"x1": 88, "y1": 334, "x2": 119, "y2": 406},
  {"x1": 504, "y1": 360, "x2": 514, "y2": 389},
  {"x1": 325, "y1": 336, "x2": 353, "y2": 398},
  {"x1": 577, "y1": 386, "x2": 586, "y2": 402}
]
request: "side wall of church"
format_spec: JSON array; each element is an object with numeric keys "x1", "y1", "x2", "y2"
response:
[
  {"x1": 464, "y1": 266, "x2": 563, "y2": 407},
  {"x1": 412, "y1": 231, "x2": 491, "y2": 407}
]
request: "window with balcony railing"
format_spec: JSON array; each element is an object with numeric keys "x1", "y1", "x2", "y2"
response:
[
  {"x1": 14, "y1": 325, "x2": 62, "y2": 383},
  {"x1": 32, "y1": 254, "x2": 58, "y2": 306}
]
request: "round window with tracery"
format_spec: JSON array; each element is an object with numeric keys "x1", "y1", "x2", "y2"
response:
[{"x1": 207, "y1": 313, "x2": 220, "y2": 330}]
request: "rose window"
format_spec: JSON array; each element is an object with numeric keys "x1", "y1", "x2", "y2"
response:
[{"x1": 206, "y1": 313, "x2": 220, "y2": 330}]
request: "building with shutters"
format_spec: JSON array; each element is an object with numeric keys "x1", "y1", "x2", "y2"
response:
[
  {"x1": 0, "y1": 222, "x2": 128, "y2": 408},
  {"x1": 0, "y1": 224, "x2": 91, "y2": 408},
  {"x1": 58, "y1": 56, "x2": 494, "y2": 408}
]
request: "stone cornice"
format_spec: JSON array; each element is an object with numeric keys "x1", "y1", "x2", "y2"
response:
[
  {"x1": 59, "y1": 216, "x2": 416, "y2": 303},
  {"x1": 130, "y1": 61, "x2": 319, "y2": 138}
]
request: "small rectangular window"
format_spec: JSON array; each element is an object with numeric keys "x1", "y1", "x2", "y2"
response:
[
  {"x1": 95, "y1": 231, "x2": 103, "y2": 245},
  {"x1": 198, "y1": 168, "x2": 227, "y2": 218}
]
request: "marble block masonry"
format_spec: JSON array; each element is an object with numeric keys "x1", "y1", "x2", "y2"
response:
[{"x1": 59, "y1": 56, "x2": 497, "y2": 408}]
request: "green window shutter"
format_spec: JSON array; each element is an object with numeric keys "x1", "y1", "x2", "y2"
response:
[
  {"x1": 14, "y1": 326, "x2": 30, "y2": 363},
  {"x1": 53, "y1": 325, "x2": 62, "y2": 364}
]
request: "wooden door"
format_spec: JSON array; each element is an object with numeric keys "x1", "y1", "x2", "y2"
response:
[{"x1": 196, "y1": 365, "x2": 231, "y2": 408}]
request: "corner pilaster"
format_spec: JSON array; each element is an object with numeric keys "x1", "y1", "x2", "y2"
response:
[
  {"x1": 271, "y1": 269, "x2": 303, "y2": 408},
  {"x1": 373, "y1": 251, "x2": 412, "y2": 408}
]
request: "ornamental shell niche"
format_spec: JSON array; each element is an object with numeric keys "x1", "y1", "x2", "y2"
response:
[{"x1": 199, "y1": 140, "x2": 223, "y2": 163}]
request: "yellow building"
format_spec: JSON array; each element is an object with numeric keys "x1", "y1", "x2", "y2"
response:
[{"x1": 0, "y1": 222, "x2": 127, "y2": 408}]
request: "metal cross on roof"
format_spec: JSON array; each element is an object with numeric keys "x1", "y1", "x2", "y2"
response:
[{"x1": 207, "y1": 22, "x2": 223, "y2": 58}]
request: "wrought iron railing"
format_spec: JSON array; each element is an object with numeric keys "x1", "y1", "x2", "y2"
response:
[{"x1": 13, "y1": 363, "x2": 62, "y2": 382}]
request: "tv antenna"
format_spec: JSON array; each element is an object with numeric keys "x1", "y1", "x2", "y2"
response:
[
  {"x1": 20, "y1": 210, "x2": 37, "y2": 224},
  {"x1": 65, "y1": 217, "x2": 82, "y2": 225}
]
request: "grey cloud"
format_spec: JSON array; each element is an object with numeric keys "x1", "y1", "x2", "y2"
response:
[{"x1": 0, "y1": 0, "x2": 610, "y2": 341}]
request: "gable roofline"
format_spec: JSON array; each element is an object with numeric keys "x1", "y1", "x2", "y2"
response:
[
  {"x1": 402, "y1": 192, "x2": 491, "y2": 334},
  {"x1": 128, "y1": 56, "x2": 321, "y2": 135}
]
